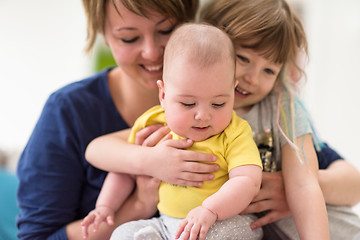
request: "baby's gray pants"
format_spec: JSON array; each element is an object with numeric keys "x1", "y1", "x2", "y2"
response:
[{"x1": 110, "y1": 213, "x2": 263, "y2": 240}]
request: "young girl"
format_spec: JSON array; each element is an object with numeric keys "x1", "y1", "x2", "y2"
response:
[
  {"x1": 83, "y1": 23, "x2": 263, "y2": 240},
  {"x1": 200, "y1": 0, "x2": 360, "y2": 239}
]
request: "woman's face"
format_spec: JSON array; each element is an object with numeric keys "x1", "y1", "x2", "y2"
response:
[
  {"x1": 234, "y1": 46, "x2": 283, "y2": 113},
  {"x1": 104, "y1": 1, "x2": 177, "y2": 90}
]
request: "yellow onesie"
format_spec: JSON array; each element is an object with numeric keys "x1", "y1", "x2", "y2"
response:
[{"x1": 128, "y1": 105, "x2": 262, "y2": 218}]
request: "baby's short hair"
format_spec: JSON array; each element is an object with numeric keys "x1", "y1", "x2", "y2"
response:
[{"x1": 163, "y1": 23, "x2": 235, "y2": 75}]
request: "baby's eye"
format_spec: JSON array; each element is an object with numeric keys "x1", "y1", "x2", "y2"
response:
[
  {"x1": 181, "y1": 102, "x2": 195, "y2": 107},
  {"x1": 212, "y1": 103, "x2": 225, "y2": 108},
  {"x1": 236, "y1": 55, "x2": 249, "y2": 63},
  {"x1": 121, "y1": 37, "x2": 139, "y2": 43}
]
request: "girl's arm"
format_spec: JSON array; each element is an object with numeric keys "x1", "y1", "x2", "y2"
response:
[
  {"x1": 243, "y1": 156, "x2": 360, "y2": 229},
  {"x1": 282, "y1": 134, "x2": 329, "y2": 239},
  {"x1": 85, "y1": 126, "x2": 219, "y2": 187}
]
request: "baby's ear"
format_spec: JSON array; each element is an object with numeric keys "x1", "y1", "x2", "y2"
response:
[
  {"x1": 234, "y1": 80, "x2": 239, "y2": 88},
  {"x1": 157, "y1": 80, "x2": 165, "y2": 106}
]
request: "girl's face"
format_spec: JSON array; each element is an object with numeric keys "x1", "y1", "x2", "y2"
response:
[
  {"x1": 234, "y1": 46, "x2": 283, "y2": 114},
  {"x1": 104, "y1": 1, "x2": 177, "y2": 90},
  {"x1": 158, "y1": 58, "x2": 236, "y2": 142}
]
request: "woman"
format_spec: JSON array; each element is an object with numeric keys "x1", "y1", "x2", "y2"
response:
[{"x1": 15, "y1": 1, "x2": 221, "y2": 239}]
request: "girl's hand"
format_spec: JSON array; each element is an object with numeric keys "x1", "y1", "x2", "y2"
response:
[
  {"x1": 242, "y1": 171, "x2": 291, "y2": 229},
  {"x1": 175, "y1": 206, "x2": 217, "y2": 240},
  {"x1": 135, "y1": 125, "x2": 219, "y2": 187}
]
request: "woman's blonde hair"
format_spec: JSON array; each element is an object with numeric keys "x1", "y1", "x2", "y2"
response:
[
  {"x1": 82, "y1": 0, "x2": 199, "y2": 52},
  {"x1": 199, "y1": 0, "x2": 308, "y2": 84}
]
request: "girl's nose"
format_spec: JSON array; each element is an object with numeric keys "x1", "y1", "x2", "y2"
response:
[
  {"x1": 242, "y1": 67, "x2": 259, "y2": 85},
  {"x1": 141, "y1": 37, "x2": 164, "y2": 61}
]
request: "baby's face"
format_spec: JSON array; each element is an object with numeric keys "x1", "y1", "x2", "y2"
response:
[{"x1": 159, "y1": 58, "x2": 236, "y2": 142}]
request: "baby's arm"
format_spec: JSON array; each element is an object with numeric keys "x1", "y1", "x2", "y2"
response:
[
  {"x1": 81, "y1": 172, "x2": 135, "y2": 239},
  {"x1": 85, "y1": 126, "x2": 218, "y2": 187},
  {"x1": 175, "y1": 164, "x2": 262, "y2": 240},
  {"x1": 282, "y1": 134, "x2": 329, "y2": 239}
]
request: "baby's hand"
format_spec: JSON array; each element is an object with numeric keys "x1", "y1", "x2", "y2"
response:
[
  {"x1": 175, "y1": 206, "x2": 217, "y2": 240},
  {"x1": 81, "y1": 205, "x2": 115, "y2": 239}
]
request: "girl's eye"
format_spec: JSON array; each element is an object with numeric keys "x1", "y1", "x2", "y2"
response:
[
  {"x1": 181, "y1": 102, "x2": 195, "y2": 107},
  {"x1": 121, "y1": 37, "x2": 139, "y2": 43},
  {"x1": 159, "y1": 26, "x2": 175, "y2": 35},
  {"x1": 212, "y1": 103, "x2": 225, "y2": 108},
  {"x1": 264, "y1": 68, "x2": 275, "y2": 75},
  {"x1": 236, "y1": 55, "x2": 249, "y2": 63}
]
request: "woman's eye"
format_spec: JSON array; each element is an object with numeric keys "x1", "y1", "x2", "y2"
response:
[
  {"x1": 212, "y1": 103, "x2": 225, "y2": 108},
  {"x1": 121, "y1": 37, "x2": 139, "y2": 43},
  {"x1": 236, "y1": 55, "x2": 249, "y2": 63},
  {"x1": 159, "y1": 26, "x2": 175, "y2": 35}
]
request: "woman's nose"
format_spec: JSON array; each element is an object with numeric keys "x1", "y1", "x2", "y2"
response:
[{"x1": 141, "y1": 37, "x2": 164, "y2": 61}]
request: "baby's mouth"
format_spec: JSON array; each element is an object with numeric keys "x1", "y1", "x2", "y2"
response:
[{"x1": 193, "y1": 126, "x2": 210, "y2": 130}]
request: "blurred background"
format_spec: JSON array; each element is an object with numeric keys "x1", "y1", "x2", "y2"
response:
[{"x1": 0, "y1": 0, "x2": 359, "y2": 218}]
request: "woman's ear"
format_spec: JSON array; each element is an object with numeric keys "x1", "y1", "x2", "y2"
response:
[{"x1": 157, "y1": 80, "x2": 165, "y2": 107}]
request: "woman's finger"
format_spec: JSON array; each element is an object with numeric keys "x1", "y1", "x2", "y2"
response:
[
  {"x1": 134, "y1": 124, "x2": 167, "y2": 146},
  {"x1": 250, "y1": 210, "x2": 291, "y2": 229}
]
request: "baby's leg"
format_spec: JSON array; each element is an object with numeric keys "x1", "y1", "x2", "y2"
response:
[
  {"x1": 163, "y1": 213, "x2": 262, "y2": 240},
  {"x1": 110, "y1": 217, "x2": 167, "y2": 240},
  {"x1": 205, "y1": 214, "x2": 263, "y2": 240}
]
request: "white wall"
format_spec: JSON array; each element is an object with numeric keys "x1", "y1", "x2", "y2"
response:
[
  {"x1": 303, "y1": 0, "x2": 360, "y2": 166},
  {"x1": 292, "y1": 0, "x2": 360, "y2": 214},
  {"x1": 1, "y1": 0, "x2": 359, "y2": 212},
  {"x1": 0, "y1": 0, "x2": 91, "y2": 152}
]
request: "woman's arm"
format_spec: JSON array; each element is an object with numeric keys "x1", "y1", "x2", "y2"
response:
[
  {"x1": 66, "y1": 175, "x2": 160, "y2": 240},
  {"x1": 281, "y1": 134, "x2": 329, "y2": 239},
  {"x1": 319, "y1": 160, "x2": 360, "y2": 206},
  {"x1": 85, "y1": 126, "x2": 219, "y2": 187}
]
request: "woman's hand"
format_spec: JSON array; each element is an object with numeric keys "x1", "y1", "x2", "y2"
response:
[
  {"x1": 132, "y1": 175, "x2": 161, "y2": 218},
  {"x1": 242, "y1": 171, "x2": 291, "y2": 229},
  {"x1": 135, "y1": 125, "x2": 219, "y2": 187}
]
